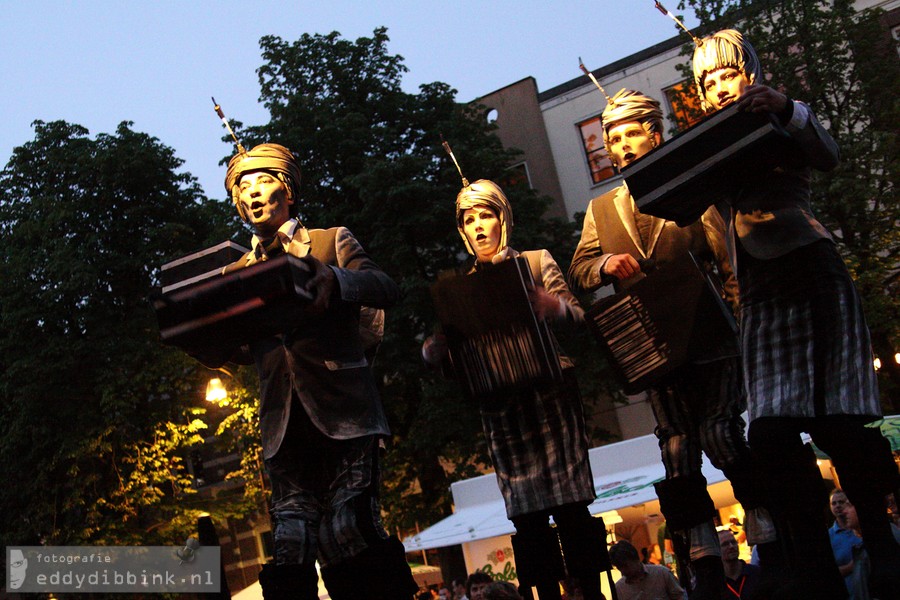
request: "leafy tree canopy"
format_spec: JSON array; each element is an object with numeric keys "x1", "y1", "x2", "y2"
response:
[{"x1": 0, "y1": 120, "x2": 235, "y2": 546}]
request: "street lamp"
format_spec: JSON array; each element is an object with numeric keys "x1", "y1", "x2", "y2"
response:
[{"x1": 205, "y1": 378, "x2": 228, "y2": 402}]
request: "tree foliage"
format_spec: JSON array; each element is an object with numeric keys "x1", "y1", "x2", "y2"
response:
[
  {"x1": 0, "y1": 120, "x2": 235, "y2": 547},
  {"x1": 223, "y1": 27, "x2": 602, "y2": 531},
  {"x1": 676, "y1": 0, "x2": 900, "y2": 410}
]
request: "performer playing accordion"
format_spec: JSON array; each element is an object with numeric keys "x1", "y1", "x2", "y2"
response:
[
  {"x1": 567, "y1": 89, "x2": 774, "y2": 600},
  {"x1": 423, "y1": 177, "x2": 608, "y2": 600}
]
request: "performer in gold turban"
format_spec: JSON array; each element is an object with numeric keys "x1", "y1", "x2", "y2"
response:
[{"x1": 208, "y1": 143, "x2": 416, "y2": 600}]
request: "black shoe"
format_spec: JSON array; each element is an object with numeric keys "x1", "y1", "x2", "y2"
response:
[{"x1": 689, "y1": 556, "x2": 725, "y2": 600}]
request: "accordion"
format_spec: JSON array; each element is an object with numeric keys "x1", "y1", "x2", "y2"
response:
[
  {"x1": 430, "y1": 257, "x2": 563, "y2": 401},
  {"x1": 623, "y1": 102, "x2": 795, "y2": 226},
  {"x1": 153, "y1": 253, "x2": 313, "y2": 352},
  {"x1": 585, "y1": 253, "x2": 737, "y2": 395}
]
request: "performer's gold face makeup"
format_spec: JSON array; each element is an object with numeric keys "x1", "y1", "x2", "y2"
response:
[
  {"x1": 238, "y1": 171, "x2": 294, "y2": 237},
  {"x1": 462, "y1": 206, "x2": 501, "y2": 262},
  {"x1": 703, "y1": 67, "x2": 751, "y2": 110},
  {"x1": 606, "y1": 122, "x2": 658, "y2": 167}
]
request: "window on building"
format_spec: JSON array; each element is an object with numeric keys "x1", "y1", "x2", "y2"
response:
[
  {"x1": 577, "y1": 116, "x2": 615, "y2": 184},
  {"x1": 892, "y1": 24, "x2": 900, "y2": 58},
  {"x1": 499, "y1": 161, "x2": 531, "y2": 190},
  {"x1": 664, "y1": 80, "x2": 706, "y2": 131}
]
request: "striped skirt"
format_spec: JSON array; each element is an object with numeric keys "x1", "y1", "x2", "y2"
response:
[
  {"x1": 740, "y1": 248, "x2": 880, "y2": 420},
  {"x1": 481, "y1": 369, "x2": 596, "y2": 518}
]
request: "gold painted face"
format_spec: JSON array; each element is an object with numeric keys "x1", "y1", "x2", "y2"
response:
[
  {"x1": 237, "y1": 171, "x2": 294, "y2": 237},
  {"x1": 606, "y1": 121, "x2": 658, "y2": 168},
  {"x1": 703, "y1": 67, "x2": 752, "y2": 110},
  {"x1": 462, "y1": 206, "x2": 502, "y2": 263}
]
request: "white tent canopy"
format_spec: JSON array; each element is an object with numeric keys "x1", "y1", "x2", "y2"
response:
[{"x1": 403, "y1": 433, "x2": 730, "y2": 552}]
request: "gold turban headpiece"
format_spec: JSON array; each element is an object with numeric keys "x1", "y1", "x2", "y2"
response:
[
  {"x1": 692, "y1": 29, "x2": 762, "y2": 110},
  {"x1": 224, "y1": 143, "x2": 302, "y2": 221},
  {"x1": 455, "y1": 179, "x2": 513, "y2": 256},
  {"x1": 601, "y1": 89, "x2": 664, "y2": 166}
]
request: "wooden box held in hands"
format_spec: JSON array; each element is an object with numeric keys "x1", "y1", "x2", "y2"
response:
[{"x1": 154, "y1": 250, "x2": 313, "y2": 352}]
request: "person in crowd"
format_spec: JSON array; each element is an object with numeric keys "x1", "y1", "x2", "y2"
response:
[
  {"x1": 568, "y1": 88, "x2": 772, "y2": 600},
  {"x1": 194, "y1": 143, "x2": 415, "y2": 600},
  {"x1": 692, "y1": 28, "x2": 900, "y2": 599},
  {"x1": 830, "y1": 488, "x2": 864, "y2": 594},
  {"x1": 423, "y1": 179, "x2": 607, "y2": 599},
  {"x1": 439, "y1": 586, "x2": 453, "y2": 600},
  {"x1": 482, "y1": 581, "x2": 525, "y2": 600},
  {"x1": 609, "y1": 540, "x2": 684, "y2": 600},
  {"x1": 453, "y1": 577, "x2": 470, "y2": 600},
  {"x1": 719, "y1": 528, "x2": 761, "y2": 599},
  {"x1": 466, "y1": 571, "x2": 495, "y2": 600}
]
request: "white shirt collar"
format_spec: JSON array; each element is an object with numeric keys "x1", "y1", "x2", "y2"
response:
[{"x1": 250, "y1": 218, "x2": 302, "y2": 254}]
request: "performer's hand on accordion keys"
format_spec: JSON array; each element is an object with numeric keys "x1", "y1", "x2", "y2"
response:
[{"x1": 528, "y1": 287, "x2": 564, "y2": 322}]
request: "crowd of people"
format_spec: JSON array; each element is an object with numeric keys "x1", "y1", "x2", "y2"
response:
[{"x1": 186, "y1": 19, "x2": 898, "y2": 600}]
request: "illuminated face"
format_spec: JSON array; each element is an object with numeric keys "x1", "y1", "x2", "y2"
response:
[
  {"x1": 238, "y1": 171, "x2": 294, "y2": 237},
  {"x1": 470, "y1": 581, "x2": 490, "y2": 600},
  {"x1": 718, "y1": 531, "x2": 740, "y2": 561},
  {"x1": 462, "y1": 206, "x2": 502, "y2": 263},
  {"x1": 606, "y1": 121, "x2": 659, "y2": 168},
  {"x1": 830, "y1": 492, "x2": 851, "y2": 525},
  {"x1": 702, "y1": 67, "x2": 751, "y2": 110},
  {"x1": 438, "y1": 588, "x2": 451, "y2": 600}
]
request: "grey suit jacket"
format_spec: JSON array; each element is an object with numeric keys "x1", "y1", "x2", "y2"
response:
[
  {"x1": 569, "y1": 185, "x2": 737, "y2": 306},
  {"x1": 568, "y1": 185, "x2": 739, "y2": 361},
  {"x1": 221, "y1": 225, "x2": 399, "y2": 458},
  {"x1": 724, "y1": 101, "x2": 839, "y2": 264}
]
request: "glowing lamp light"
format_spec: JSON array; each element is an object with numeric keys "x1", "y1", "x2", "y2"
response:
[
  {"x1": 895, "y1": 353, "x2": 900, "y2": 365},
  {"x1": 873, "y1": 358, "x2": 882, "y2": 372},
  {"x1": 205, "y1": 377, "x2": 228, "y2": 402}
]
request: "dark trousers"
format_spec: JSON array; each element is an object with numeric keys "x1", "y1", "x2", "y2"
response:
[
  {"x1": 748, "y1": 416, "x2": 898, "y2": 596},
  {"x1": 265, "y1": 401, "x2": 387, "y2": 568}
]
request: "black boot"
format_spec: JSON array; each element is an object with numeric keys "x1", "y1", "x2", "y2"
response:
[
  {"x1": 257, "y1": 562, "x2": 319, "y2": 600},
  {"x1": 321, "y1": 536, "x2": 418, "y2": 600},
  {"x1": 754, "y1": 540, "x2": 789, "y2": 599},
  {"x1": 831, "y1": 434, "x2": 900, "y2": 600},
  {"x1": 557, "y1": 514, "x2": 610, "y2": 600},
  {"x1": 748, "y1": 420, "x2": 848, "y2": 599},
  {"x1": 689, "y1": 555, "x2": 725, "y2": 600},
  {"x1": 654, "y1": 474, "x2": 716, "y2": 533},
  {"x1": 840, "y1": 486, "x2": 900, "y2": 599},
  {"x1": 655, "y1": 474, "x2": 718, "y2": 597},
  {"x1": 511, "y1": 525, "x2": 565, "y2": 600}
]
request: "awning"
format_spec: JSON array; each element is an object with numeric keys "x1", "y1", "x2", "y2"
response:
[{"x1": 404, "y1": 433, "x2": 728, "y2": 552}]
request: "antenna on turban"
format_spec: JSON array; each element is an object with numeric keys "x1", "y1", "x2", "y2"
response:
[
  {"x1": 579, "y1": 58, "x2": 613, "y2": 105},
  {"x1": 212, "y1": 97, "x2": 246, "y2": 154},
  {"x1": 654, "y1": 1, "x2": 704, "y2": 47},
  {"x1": 441, "y1": 136, "x2": 469, "y2": 188}
]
